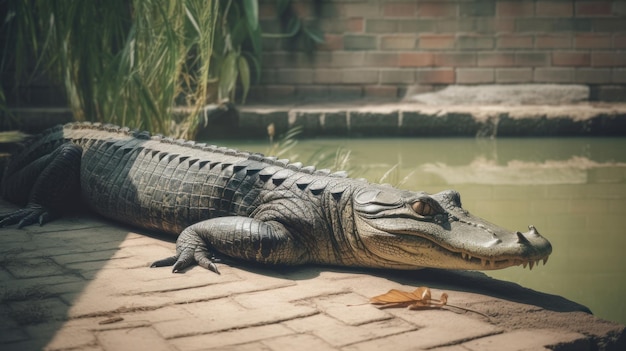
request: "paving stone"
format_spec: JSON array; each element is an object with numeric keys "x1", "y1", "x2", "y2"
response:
[
  {"x1": 0, "y1": 327, "x2": 30, "y2": 343},
  {"x1": 344, "y1": 309, "x2": 502, "y2": 351},
  {"x1": 232, "y1": 279, "x2": 352, "y2": 309},
  {"x1": 283, "y1": 313, "x2": 418, "y2": 347},
  {"x1": 96, "y1": 327, "x2": 171, "y2": 351},
  {"x1": 154, "y1": 297, "x2": 317, "y2": 338},
  {"x1": 66, "y1": 285, "x2": 174, "y2": 318},
  {"x1": 459, "y1": 328, "x2": 589, "y2": 351},
  {"x1": 170, "y1": 324, "x2": 293, "y2": 350},
  {"x1": 8, "y1": 297, "x2": 69, "y2": 325},
  {"x1": 262, "y1": 333, "x2": 338, "y2": 351},
  {"x1": 207, "y1": 342, "x2": 273, "y2": 351},
  {"x1": 3, "y1": 257, "x2": 68, "y2": 279},
  {"x1": 308, "y1": 292, "x2": 392, "y2": 326},
  {"x1": 29, "y1": 321, "x2": 97, "y2": 351}
]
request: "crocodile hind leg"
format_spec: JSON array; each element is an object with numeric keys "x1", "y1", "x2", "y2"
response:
[
  {"x1": 151, "y1": 217, "x2": 308, "y2": 274},
  {"x1": 0, "y1": 143, "x2": 82, "y2": 228}
]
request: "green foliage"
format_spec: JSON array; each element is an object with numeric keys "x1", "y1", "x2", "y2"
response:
[{"x1": 1, "y1": 0, "x2": 322, "y2": 138}]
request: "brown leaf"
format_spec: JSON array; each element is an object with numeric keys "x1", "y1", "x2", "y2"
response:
[{"x1": 370, "y1": 287, "x2": 448, "y2": 310}]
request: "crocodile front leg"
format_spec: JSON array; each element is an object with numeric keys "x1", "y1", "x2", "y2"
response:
[
  {"x1": 0, "y1": 143, "x2": 82, "y2": 228},
  {"x1": 151, "y1": 217, "x2": 308, "y2": 274}
]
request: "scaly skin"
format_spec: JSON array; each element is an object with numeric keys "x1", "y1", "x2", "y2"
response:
[{"x1": 1, "y1": 122, "x2": 552, "y2": 274}]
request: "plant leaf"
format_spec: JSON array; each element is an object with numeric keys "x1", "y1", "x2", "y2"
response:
[
  {"x1": 370, "y1": 287, "x2": 448, "y2": 310},
  {"x1": 302, "y1": 26, "x2": 325, "y2": 44},
  {"x1": 237, "y1": 56, "x2": 250, "y2": 103},
  {"x1": 242, "y1": 0, "x2": 258, "y2": 30},
  {"x1": 218, "y1": 52, "x2": 238, "y2": 100}
]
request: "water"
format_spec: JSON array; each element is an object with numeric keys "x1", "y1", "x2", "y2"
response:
[{"x1": 216, "y1": 136, "x2": 626, "y2": 325}]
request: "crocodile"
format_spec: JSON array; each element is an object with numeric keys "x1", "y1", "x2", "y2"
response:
[{"x1": 0, "y1": 122, "x2": 552, "y2": 273}]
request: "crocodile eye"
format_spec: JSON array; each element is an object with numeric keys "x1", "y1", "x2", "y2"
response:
[{"x1": 411, "y1": 200, "x2": 436, "y2": 216}]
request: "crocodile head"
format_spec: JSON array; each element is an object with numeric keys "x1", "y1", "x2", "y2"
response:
[{"x1": 352, "y1": 186, "x2": 552, "y2": 270}]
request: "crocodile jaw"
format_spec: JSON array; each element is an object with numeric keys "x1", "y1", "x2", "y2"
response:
[{"x1": 352, "y1": 188, "x2": 552, "y2": 271}]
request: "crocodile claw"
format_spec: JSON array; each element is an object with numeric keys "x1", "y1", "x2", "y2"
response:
[
  {"x1": 150, "y1": 249, "x2": 220, "y2": 275},
  {"x1": 0, "y1": 205, "x2": 54, "y2": 228}
]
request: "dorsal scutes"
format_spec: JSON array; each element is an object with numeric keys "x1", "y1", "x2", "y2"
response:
[
  {"x1": 271, "y1": 169, "x2": 295, "y2": 186},
  {"x1": 258, "y1": 166, "x2": 281, "y2": 182},
  {"x1": 295, "y1": 175, "x2": 315, "y2": 190},
  {"x1": 308, "y1": 179, "x2": 327, "y2": 195},
  {"x1": 314, "y1": 169, "x2": 331, "y2": 176},
  {"x1": 287, "y1": 162, "x2": 303, "y2": 171}
]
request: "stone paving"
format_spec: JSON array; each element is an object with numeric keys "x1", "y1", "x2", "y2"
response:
[{"x1": 0, "y1": 199, "x2": 624, "y2": 351}]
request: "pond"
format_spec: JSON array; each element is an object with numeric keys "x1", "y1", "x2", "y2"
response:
[{"x1": 216, "y1": 136, "x2": 626, "y2": 325}]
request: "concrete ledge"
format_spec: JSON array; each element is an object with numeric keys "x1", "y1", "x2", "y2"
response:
[
  {"x1": 5, "y1": 103, "x2": 626, "y2": 139},
  {"x1": 208, "y1": 102, "x2": 626, "y2": 139}
]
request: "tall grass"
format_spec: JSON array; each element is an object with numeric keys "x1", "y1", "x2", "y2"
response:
[
  {"x1": 2, "y1": 0, "x2": 323, "y2": 139},
  {"x1": 2, "y1": 1, "x2": 223, "y2": 138}
]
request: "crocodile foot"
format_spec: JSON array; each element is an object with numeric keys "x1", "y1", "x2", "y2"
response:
[
  {"x1": 0, "y1": 204, "x2": 55, "y2": 228},
  {"x1": 151, "y1": 253, "x2": 221, "y2": 274}
]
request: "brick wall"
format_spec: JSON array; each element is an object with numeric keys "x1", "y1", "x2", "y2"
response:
[{"x1": 252, "y1": 0, "x2": 626, "y2": 102}]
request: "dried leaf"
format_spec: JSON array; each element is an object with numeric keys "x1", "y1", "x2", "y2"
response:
[{"x1": 370, "y1": 287, "x2": 448, "y2": 310}]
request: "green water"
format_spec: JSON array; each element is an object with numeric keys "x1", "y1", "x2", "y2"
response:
[{"x1": 216, "y1": 137, "x2": 626, "y2": 325}]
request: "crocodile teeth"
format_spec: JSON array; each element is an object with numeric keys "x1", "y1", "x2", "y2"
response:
[
  {"x1": 522, "y1": 262, "x2": 528, "y2": 269},
  {"x1": 528, "y1": 261, "x2": 535, "y2": 270},
  {"x1": 481, "y1": 258, "x2": 487, "y2": 267},
  {"x1": 543, "y1": 256, "x2": 549, "y2": 265}
]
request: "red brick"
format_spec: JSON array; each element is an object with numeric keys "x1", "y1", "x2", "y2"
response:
[
  {"x1": 343, "y1": 3, "x2": 380, "y2": 18},
  {"x1": 575, "y1": 68, "x2": 612, "y2": 84},
  {"x1": 574, "y1": 34, "x2": 612, "y2": 49},
  {"x1": 515, "y1": 52, "x2": 550, "y2": 66},
  {"x1": 494, "y1": 18, "x2": 516, "y2": 32},
  {"x1": 364, "y1": 85, "x2": 399, "y2": 99},
  {"x1": 328, "y1": 85, "x2": 363, "y2": 98},
  {"x1": 457, "y1": 35, "x2": 494, "y2": 50},
  {"x1": 341, "y1": 69, "x2": 379, "y2": 84},
  {"x1": 552, "y1": 52, "x2": 591, "y2": 67},
  {"x1": 497, "y1": 35, "x2": 534, "y2": 49},
  {"x1": 384, "y1": 3, "x2": 417, "y2": 17},
  {"x1": 317, "y1": 34, "x2": 344, "y2": 51},
  {"x1": 535, "y1": 34, "x2": 572, "y2": 49},
  {"x1": 417, "y1": 2, "x2": 458, "y2": 18},
  {"x1": 534, "y1": 68, "x2": 574, "y2": 83},
  {"x1": 249, "y1": 85, "x2": 296, "y2": 100},
  {"x1": 434, "y1": 52, "x2": 476, "y2": 67},
  {"x1": 380, "y1": 69, "x2": 417, "y2": 84},
  {"x1": 276, "y1": 69, "x2": 314, "y2": 84},
  {"x1": 496, "y1": 68, "x2": 533, "y2": 83},
  {"x1": 496, "y1": 2, "x2": 534, "y2": 17},
  {"x1": 364, "y1": 52, "x2": 399, "y2": 67},
  {"x1": 331, "y1": 52, "x2": 365, "y2": 67},
  {"x1": 615, "y1": 34, "x2": 626, "y2": 49},
  {"x1": 399, "y1": 53, "x2": 434, "y2": 67},
  {"x1": 592, "y1": 53, "x2": 626, "y2": 67},
  {"x1": 258, "y1": 3, "x2": 275, "y2": 20},
  {"x1": 381, "y1": 35, "x2": 417, "y2": 50},
  {"x1": 613, "y1": 69, "x2": 626, "y2": 83},
  {"x1": 575, "y1": 1, "x2": 612, "y2": 17},
  {"x1": 260, "y1": 69, "x2": 277, "y2": 84},
  {"x1": 535, "y1": 2, "x2": 573, "y2": 17},
  {"x1": 478, "y1": 52, "x2": 516, "y2": 67},
  {"x1": 456, "y1": 68, "x2": 495, "y2": 84},
  {"x1": 348, "y1": 18, "x2": 364, "y2": 33},
  {"x1": 419, "y1": 34, "x2": 456, "y2": 50},
  {"x1": 416, "y1": 68, "x2": 455, "y2": 84},
  {"x1": 314, "y1": 69, "x2": 342, "y2": 84}
]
